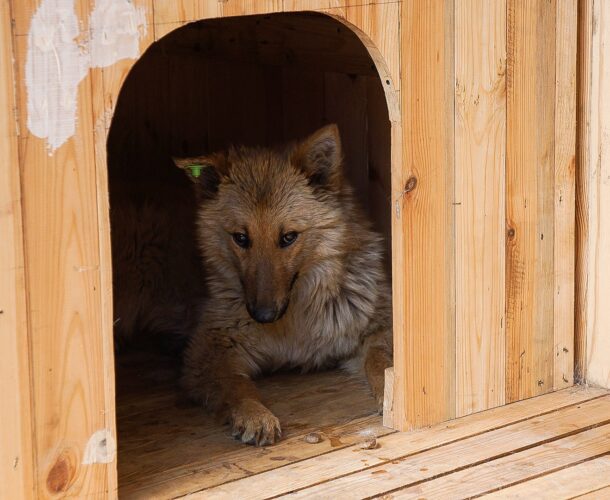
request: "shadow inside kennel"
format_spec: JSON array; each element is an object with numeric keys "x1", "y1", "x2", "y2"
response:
[{"x1": 107, "y1": 13, "x2": 392, "y2": 497}]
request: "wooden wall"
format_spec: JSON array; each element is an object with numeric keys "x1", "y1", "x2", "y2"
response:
[
  {"x1": 1, "y1": 0, "x2": 588, "y2": 497},
  {"x1": 576, "y1": 0, "x2": 610, "y2": 390}
]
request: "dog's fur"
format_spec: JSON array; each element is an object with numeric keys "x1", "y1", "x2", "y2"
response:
[
  {"x1": 110, "y1": 182, "x2": 205, "y2": 350},
  {"x1": 175, "y1": 124, "x2": 393, "y2": 446}
]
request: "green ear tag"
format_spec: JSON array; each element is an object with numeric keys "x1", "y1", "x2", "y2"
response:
[{"x1": 187, "y1": 164, "x2": 203, "y2": 178}]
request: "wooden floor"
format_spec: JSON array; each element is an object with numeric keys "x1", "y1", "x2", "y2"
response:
[{"x1": 117, "y1": 354, "x2": 610, "y2": 499}]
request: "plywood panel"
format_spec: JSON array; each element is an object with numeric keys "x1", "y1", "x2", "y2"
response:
[
  {"x1": 0, "y1": 2, "x2": 35, "y2": 498},
  {"x1": 454, "y1": 0, "x2": 506, "y2": 417},
  {"x1": 553, "y1": 0, "x2": 577, "y2": 390},
  {"x1": 505, "y1": 0, "x2": 556, "y2": 402},
  {"x1": 581, "y1": 0, "x2": 610, "y2": 390}
]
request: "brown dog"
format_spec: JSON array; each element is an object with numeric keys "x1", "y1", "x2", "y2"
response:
[{"x1": 175, "y1": 124, "x2": 392, "y2": 446}]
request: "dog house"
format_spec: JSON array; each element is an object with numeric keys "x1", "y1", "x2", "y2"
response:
[{"x1": 2, "y1": 0, "x2": 610, "y2": 498}]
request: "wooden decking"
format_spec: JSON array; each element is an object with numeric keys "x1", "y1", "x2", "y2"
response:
[{"x1": 117, "y1": 355, "x2": 610, "y2": 499}]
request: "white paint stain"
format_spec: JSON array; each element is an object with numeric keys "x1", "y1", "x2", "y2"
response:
[
  {"x1": 26, "y1": 0, "x2": 146, "y2": 153},
  {"x1": 82, "y1": 429, "x2": 116, "y2": 464},
  {"x1": 26, "y1": 0, "x2": 88, "y2": 153},
  {"x1": 90, "y1": 0, "x2": 146, "y2": 68}
]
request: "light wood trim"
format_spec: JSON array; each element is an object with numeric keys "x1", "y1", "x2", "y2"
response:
[
  {"x1": 454, "y1": 0, "x2": 507, "y2": 417},
  {"x1": 505, "y1": 0, "x2": 557, "y2": 402},
  {"x1": 382, "y1": 367, "x2": 394, "y2": 428},
  {"x1": 0, "y1": 2, "x2": 35, "y2": 498}
]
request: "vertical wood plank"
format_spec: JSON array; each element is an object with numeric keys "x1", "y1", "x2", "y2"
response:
[
  {"x1": 454, "y1": 0, "x2": 506, "y2": 417},
  {"x1": 282, "y1": 68, "x2": 326, "y2": 141},
  {"x1": 366, "y1": 76, "x2": 392, "y2": 266},
  {"x1": 324, "y1": 72, "x2": 369, "y2": 206},
  {"x1": 506, "y1": 0, "x2": 556, "y2": 402},
  {"x1": 575, "y1": 0, "x2": 593, "y2": 384},
  {"x1": 552, "y1": 0, "x2": 577, "y2": 390},
  {"x1": 582, "y1": 0, "x2": 610, "y2": 390},
  {"x1": 0, "y1": 2, "x2": 35, "y2": 498},
  {"x1": 11, "y1": 0, "x2": 118, "y2": 495},
  {"x1": 396, "y1": 0, "x2": 455, "y2": 430}
]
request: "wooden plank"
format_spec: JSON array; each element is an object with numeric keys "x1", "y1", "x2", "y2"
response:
[
  {"x1": 383, "y1": 367, "x2": 394, "y2": 428},
  {"x1": 152, "y1": 0, "x2": 279, "y2": 25},
  {"x1": 388, "y1": 425, "x2": 610, "y2": 499},
  {"x1": 282, "y1": 68, "x2": 325, "y2": 141},
  {"x1": 196, "y1": 388, "x2": 608, "y2": 499},
  {"x1": 575, "y1": 0, "x2": 593, "y2": 384},
  {"x1": 553, "y1": 0, "x2": 577, "y2": 391},
  {"x1": 324, "y1": 72, "x2": 368, "y2": 205},
  {"x1": 11, "y1": 2, "x2": 117, "y2": 496},
  {"x1": 0, "y1": 2, "x2": 35, "y2": 498},
  {"x1": 151, "y1": 0, "x2": 221, "y2": 24},
  {"x1": 454, "y1": 0, "x2": 506, "y2": 417},
  {"x1": 394, "y1": 0, "x2": 455, "y2": 430},
  {"x1": 480, "y1": 455, "x2": 610, "y2": 499},
  {"x1": 118, "y1": 369, "x2": 391, "y2": 499},
  {"x1": 324, "y1": 2, "x2": 401, "y2": 93},
  {"x1": 581, "y1": 0, "x2": 610, "y2": 390},
  {"x1": 574, "y1": 486, "x2": 610, "y2": 500},
  {"x1": 366, "y1": 76, "x2": 392, "y2": 267},
  {"x1": 275, "y1": 397, "x2": 610, "y2": 499},
  {"x1": 505, "y1": 0, "x2": 556, "y2": 402}
]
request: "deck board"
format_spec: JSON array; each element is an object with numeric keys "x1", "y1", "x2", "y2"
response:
[{"x1": 117, "y1": 359, "x2": 609, "y2": 500}]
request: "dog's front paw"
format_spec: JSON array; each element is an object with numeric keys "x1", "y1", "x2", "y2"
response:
[{"x1": 231, "y1": 399, "x2": 282, "y2": 446}]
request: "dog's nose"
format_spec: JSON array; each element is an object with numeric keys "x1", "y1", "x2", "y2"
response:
[{"x1": 250, "y1": 306, "x2": 277, "y2": 324}]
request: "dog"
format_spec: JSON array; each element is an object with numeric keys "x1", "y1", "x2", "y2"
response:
[{"x1": 174, "y1": 124, "x2": 393, "y2": 446}]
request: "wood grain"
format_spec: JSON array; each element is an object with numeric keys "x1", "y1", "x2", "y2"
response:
[
  {"x1": 116, "y1": 364, "x2": 390, "y2": 499},
  {"x1": 505, "y1": 0, "x2": 557, "y2": 402},
  {"x1": 395, "y1": 0, "x2": 455, "y2": 430},
  {"x1": 454, "y1": 0, "x2": 506, "y2": 417},
  {"x1": 480, "y1": 455, "x2": 610, "y2": 499},
  {"x1": 390, "y1": 424, "x2": 610, "y2": 499},
  {"x1": 254, "y1": 396, "x2": 610, "y2": 499},
  {"x1": 581, "y1": 0, "x2": 610, "y2": 390},
  {"x1": 11, "y1": 1, "x2": 117, "y2": 496},
  {"x1": 200, "y1": 387, "x2": 607, "y2": 499},
  {"x1": 0, "y1": 1, "x2": 35, "y2": 498},
  {"x1": 575, "y1": 0, "x2": 593, "y2": 385},
  {"x1": 552, "y1": 0, "x2": 577, "y2": 391}
]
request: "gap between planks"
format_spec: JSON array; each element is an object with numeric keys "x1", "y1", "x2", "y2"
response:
[{"x1": 183, "y1": 387, "x2": 608, "y2": 499}]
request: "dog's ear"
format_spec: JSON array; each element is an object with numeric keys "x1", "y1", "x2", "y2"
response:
[
  {"x1": 292, "y1": 124, "x2": 343, "y2": 191},
  {"x1": 173, "y1": 152, "x2": 228, "y2": 197}
]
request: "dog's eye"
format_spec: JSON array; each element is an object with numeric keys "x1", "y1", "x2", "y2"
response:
[
  {"x1": 280, "y1": 231, "x2": 298, "y2": 248},
  {"x1": 232, "y1": 232, "x2": 250, "y2": 248}
]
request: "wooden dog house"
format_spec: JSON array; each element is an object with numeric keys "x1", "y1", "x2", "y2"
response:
[{"x1": 2, "y1": 0, "x2": 609, "y2": 498}]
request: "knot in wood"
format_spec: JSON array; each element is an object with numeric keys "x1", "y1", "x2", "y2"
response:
[{"x1": 404, "y1": 176, "x2": 417, "y2": 194}]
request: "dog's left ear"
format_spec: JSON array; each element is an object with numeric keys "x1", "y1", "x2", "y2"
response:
[
  {"x1": 173, "y1": 152, "x2": 228, "y2": 198},
  {"x1": 292, "y1": 124, "x2": 343, "y2": 191}
]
